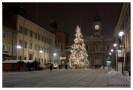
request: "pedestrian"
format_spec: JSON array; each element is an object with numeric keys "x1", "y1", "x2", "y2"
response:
[
  {"x1": 27, "y1": 62, "x2": 30, "y2": 72},
  {"x1": 50, "y1": 64, "x2": 53, "y2": 71},
  {"x1": 65, "y1": 64, "x2": 68, "y2": 70}
]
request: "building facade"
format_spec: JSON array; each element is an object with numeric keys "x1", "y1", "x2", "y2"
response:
[
  {"x1": 113, "y1": 3, "x2": 130, "y2": 71},
  {"x1": 3, "y1": 6, "x2": 55, "y2": 68},
  {"x1": 84, "y1": 13, "x2": 114, "y2": 68},
  {"x1": 3, "y1": 26, "x2": 17, "y2": 60},
  {"x1": 50, "y1": 19, "x2": 69, "y2": 66},
  {"x1": 16, "y1": 15, "x2": 55, "y2": 68}
]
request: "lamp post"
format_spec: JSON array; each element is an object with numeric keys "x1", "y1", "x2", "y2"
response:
[
  {"x1": 53, "y1": 53, "x2": 56, "y2": 63},
  {"x1": 40, "y1": 50, "x2": 43, "y2": 66},
  {"x1": 113, "y1": 43, "x2": 117, "y2": 71},
  {"x1": 17, "y1": 45, "x2": 21, "y2": 60},
  {"x1": 111, "y1": 49, "x2": 113, "y2": 68},
  {"x1": 37, "y1": 50, "x2": 43, "y2": 63},
  {"x1": 119, "y1": 31, "x2": 124, "y2": 75}
]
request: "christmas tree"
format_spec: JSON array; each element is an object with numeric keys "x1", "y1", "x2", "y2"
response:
[{"x1": 69, "y1": 26, "x2": 89, "y2": 69}]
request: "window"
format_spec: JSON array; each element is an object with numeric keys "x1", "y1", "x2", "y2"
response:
[
  {"x1": 3, "y1": 31, "x2": 6, "y2": 37},
  {"x1": 42, "y1": 59, "x2": 43, "y2": 64},
  {"x1": 40, "y1": 46, "x2": 42, "y2": 51},
  {"x1": 95, "y1": 44, "x2": 100, "y2": 51},
  {"x1": 38, "y1": 34, "x2": 40, "y2": 40},
  {"x1": 25, "y1": 28, "x2": 27, "y2": 35},
  {"x1": 39, "y1": 35, "x2": 42, "y2": 40},
  {"x1": 38, "y1": 45, "x2": 40, "y2": 51},
  {"x1": 19, "y1": 56, "x2": 22, "y2": 60},
  {"x1": 44, "y1": 47, "x2": 45, "y2": 53},
  {"x1": 45, "y1": 37, "x2": 47, "y2": 43},
  {"x1": 3, "y1": 44, "x2": 5, "y2": 50},
  {"x1": 24, "y1": 57, "x2": 26, "y2": 60},
  {"x1": 49, "y1": 49, "x2": 51, "y2": 54},
  {"x1": 24, "y1": 41, "x2": 27, "y2": 48},
  {"x1": 19, "y1": 40, "x2": 23, "y2": 46},
  {"x1": 14, "y1": 34, "x2": 17, "y2": 41},
  {"x1": 47, "y1": 38, "x2": 49, "y2": 44},
  {"x1": 30, "y1": 30, "x2": 33, "y2": 37},
  {"x1": 35, "y1": 44, "x2": 38, "y2": 50},
  {"x1": 35, "y1": 33, "x2": 37, "y2": 39},
  {"x1": 107, "y1": 45, "x2": 110, "y2": 50},
  {"x1": 8, "y1": 45, "x2": 11, "y2": 52},
  {"x1": 42, "y1": 47, "x2": 44, "y2": 52},
  {"x1": 30, "y1": 43, "x2": 32, "y2": 49},
  {"x1": 13, "y1": 46, "x2": 16, "y2": 53},
  {"x1": 19, "y1": 25, "x2": 23, "y2": 33},
  {"x1": 42, "y1": 36, "x2": 43, "y2": 41},
  {"x1": 44, "y1": 36, "x2": 46, "y2": 43},
  {"x1": 8, "y1": 32, "x2": 12, "y2": 39}
]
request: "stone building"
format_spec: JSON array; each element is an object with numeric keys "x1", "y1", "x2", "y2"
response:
[
  {"x1": 3, "y1": 6, "x2": 55, "y2": 68},
  {"x1": 84, "y1": 13, "x2": 114, "y2": 69},
  {"x1": 50, "y1": 19, "x2": 69, "y2": 66},
  {"x1": 113, "y1": 3, "x2": 130, "y2": 71}
]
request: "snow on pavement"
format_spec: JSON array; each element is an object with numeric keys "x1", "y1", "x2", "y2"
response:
[{"x1": 107, "y1": 69, "x2": 130, "y2": 87}]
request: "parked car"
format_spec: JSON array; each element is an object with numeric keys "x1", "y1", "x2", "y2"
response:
[{"x1": 45, "y1": 63, "x2": 58, "y2": 69}]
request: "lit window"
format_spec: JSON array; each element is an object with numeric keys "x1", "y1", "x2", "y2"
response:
[
  {"x1": 3, "y1": 31, "x2": 6, "y2": 37},
  {"x1": 8, "y1": 32, "x2": 12, "y2": 39}
]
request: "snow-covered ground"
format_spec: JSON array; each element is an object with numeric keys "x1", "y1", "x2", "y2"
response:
[
  {"x1": 108, "y1": 70, "x2": 130, "y2": 81},
  {"x1": 107, "y1": 69, "x2": 130, "y2": 87}
]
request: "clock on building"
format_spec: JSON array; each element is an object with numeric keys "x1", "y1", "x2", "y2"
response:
[{"x1": 95, "y1": 25, "x2": 100, "y2": 30}]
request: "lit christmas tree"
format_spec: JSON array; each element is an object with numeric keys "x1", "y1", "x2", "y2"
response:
[{"x1": 69, "y1": 26, "x2": 89, "y2": 69}]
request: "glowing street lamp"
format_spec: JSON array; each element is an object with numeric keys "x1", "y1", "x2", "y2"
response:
[
  {"x1": 40, "y1": 50, "x2": 43, "y2": 53},
  {"x1": 114, "y1": 43, "x2": 117, "y2": 47},
  {"x1": 53, "y1": 53, "x2": 56, "y2": 63},
  {"x1": 113, "y1": 43, "x2": 117, "y2": 71},
  {"x1": 53, "y1": 53, "x2": 56, "y2": 56},
  {"x1": 119, "y1": 31, "x2": 124, "y2": 75},
  {"x1": 17, "y1": 45, "x2": 21, "y2": 60},
  {"x1": 111, "y1": 49, "x2": 114, "y2": 52}
]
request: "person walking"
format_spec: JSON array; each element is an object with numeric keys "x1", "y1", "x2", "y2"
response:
[
  {"x1": 27, "y1": 62, "x2": 30, "y2": 72},
  {"x1": 50, "y1": 64, "x2": 53, "y2": 71},
  {"x1": 65, "y1": 64, "x2": 68, "y2": 70}
]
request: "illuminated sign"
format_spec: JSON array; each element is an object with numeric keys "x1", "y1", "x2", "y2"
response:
[{"x1": 60, "y1": 57, "x2": 66, "y2": 60}]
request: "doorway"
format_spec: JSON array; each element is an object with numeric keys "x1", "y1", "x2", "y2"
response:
[
  {"x1": 106, "y1": 61, "x2": 111, "y2": 67},
  {"x1": 29, "y1": 54, "x2": 32, "y2": 60}
]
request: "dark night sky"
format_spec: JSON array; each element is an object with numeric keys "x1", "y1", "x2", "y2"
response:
[{"x1": 3, "y1": 3, "x2": 123, "y2": 45}]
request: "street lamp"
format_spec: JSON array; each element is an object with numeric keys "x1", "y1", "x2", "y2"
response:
[
  {"x1": 37, "y1": 50, "x2": 43, "y2": 65},
  {"x1": 119, "y1": 31, "x2": 124, "y2": 75},
  {"x1": 17, "y1": 45, "x2": 21, "y2": 60},
  {"x1": 53, "y1": 53, "x2": 56, "y2": 56},
  {"x1": 111, "y1": 49, "x2": 113, "y2": 52},
  {"x1": 53, "y1": 53, "x2": 56, "y2": 63},
  {"x1": 113, "y1": 43, "x2": 117, "y2": 71},
  {"x1": 40, "y1": 50, "x2": 43, "y2": 53},
  {"x1": 110, "y1": 49, "x2": 114, "y2": 68}
]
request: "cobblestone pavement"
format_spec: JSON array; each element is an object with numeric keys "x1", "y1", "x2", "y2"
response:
[{"x1": 2, "y1": 68, "x2": 130, "y2": 88}]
